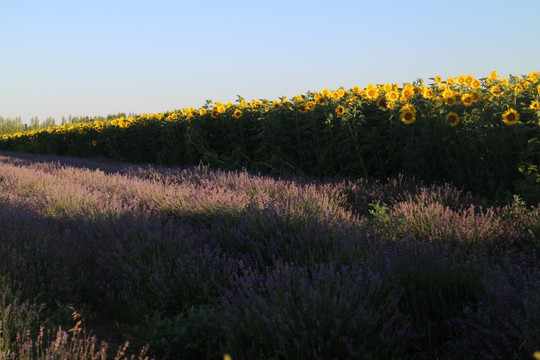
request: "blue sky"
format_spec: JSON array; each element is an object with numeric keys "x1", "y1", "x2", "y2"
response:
[{"x1": 1, "y1": 0, "x2": 539, "y2": 123}]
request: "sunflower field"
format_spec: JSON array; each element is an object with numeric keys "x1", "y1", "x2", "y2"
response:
[{"x1": 2, "y1": 71, "x2": 539, "y2": 204}]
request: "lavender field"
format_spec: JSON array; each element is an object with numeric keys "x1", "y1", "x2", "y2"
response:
[{"x1": 0, "y1": 149, "x2": 538, "y2": 359}]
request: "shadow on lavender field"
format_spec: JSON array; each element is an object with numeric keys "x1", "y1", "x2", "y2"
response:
[{"x1": 0, "y1": 150, "x2": 538, "y2": 359}]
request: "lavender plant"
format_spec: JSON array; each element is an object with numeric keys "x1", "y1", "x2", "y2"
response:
[{"x1": 0, "y1": 150, "x2": 538, "y2": 359}]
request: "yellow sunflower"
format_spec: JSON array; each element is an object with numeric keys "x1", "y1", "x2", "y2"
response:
[
  {"x1": 446, "y1": 112, "x2": 460, "y2": 127},
  {"x1": 335, "y1": 105, "x2": 345, "y2": 116},
  {"x1": 442, "y1": 88, "x2": 454, "y2": 100},
  {"x1": 489, "y1": 85, "x2": 501, "y2": 97},
  {"x1": 400, "y1": 104, "x2": 416, "y2": 124},
  {"x1": 316, "y1": 96, "x2": 326, "y2": 105},
  {"x1": 422, "y1": 88, "x2": 434, "y2": 99},
  {"x1": 433, "y1": 75, "x2": 442, "y2": 84},
  {"x1": 233, "y1": 109, "x2": 242, "y2": 119},
  {"x1": 401, "y1": 87, "x2": 414, "y2": 100},
  {"x1": 502, "y1": 108, "x2": 519, "y2": 125},
  {"x1": 386, "y1": 90, "x2": 400, "y2": 102},
  {"x1": 470, "y1": 91, "x2": 481, "y2": 102},
  {"x1": 461, "y1": 93, "x2": 473, "y2": 106},
  {"x1": 446, "y1": 77, "x2": 456, "y2": 87},
  {"x1": 471, "y1": 79, "x2": 482, "y2": 89},
  {"x1": 530, "y1": 100, "x2": 540, "y2": 110},
  {"x1": 365, "y1": 85, "x2": 379, "y2": 100}
]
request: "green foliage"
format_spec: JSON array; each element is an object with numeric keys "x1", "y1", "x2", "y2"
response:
[{"x1": 127, "y1": 305, "x2": 226, "y2": 360}]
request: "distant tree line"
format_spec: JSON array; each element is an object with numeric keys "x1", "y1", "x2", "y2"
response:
[{"x1": 0, "y1": 113, "x2": 130, "y2": 136}]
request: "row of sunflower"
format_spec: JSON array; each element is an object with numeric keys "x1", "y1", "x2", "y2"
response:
[{"x1": 1, "y1": 71, "x2": 539, "y2": 203}]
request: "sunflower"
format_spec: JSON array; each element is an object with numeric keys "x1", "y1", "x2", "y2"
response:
[
  {"x1": 442, "y1": 88, "x2": 454, "y2": 100},
  {"x1": 316, "y1": 96, "x2": 326, "y2": 105},
  {"x1": 422, "y1": 88, "x2": 434, "y2": 99},
  {"x1": 514, "y1": 84, "x2": 523, "y2": 92},
  {"x1": 456, "y1": 75, "x2": 466, "y2": 86},
  {"x1": 386, "y1": 90, "x2": 400, "y2": 102},
  {"x1": 530, "y1": 100, "x2": 540, "y2": 110},
  {"x1": 471, "y1": 79, "x2": 482, "y2": 89},
  {"x1": 250, "y1": 100, "x2": 262, "y2": 109},
  {"x1": 199, "y1": 108, "x2": 207, "y2": 116},
  {"x1": 400, "y1": 104, "x2": 416, "y2": 124},
  {"x1": 488, "y1": 71, "x2": 499, "y2": 80},
  {"x1": 461, "y1": 93, "x2": 473, "y2": 106},
  {"x1": 365, "y1": 85, "x2": 379, "y2": 100},
  {"x1": 335, "y1": 105, "x2": 345, "y2": 116},
  {"x1": 489, "y1": 85, "x2": 501, "y2": 97},
  {"x1": 433, "y1": 75, "x2": 442, "y2": 84},
  {"x1": 401, "y1": 87, "x2": 414, "y2": 100},
  {"x1": 502, "y1": 108, "x2": 519, "y2": 125},
  {"x1": 376, "y1": 97, "x2": 386, "y2": 107},
  {"x1": 446, "y1": 77, "x2": 455, "y2": 87},
  {"x1": 211, "y1": 109, "x2": 220, "y2": 118},
  {"x1": 91, "y1": 140, "x2": 97, "y2": 147},
  {"x1": 233, "y1": 109, "x2": 242, "y2": 119},
  {"x1": 273, "y1": 99, "x2": 282, "y2": 109},
  {"x1": 446, "y1": 112, "x2": 460, "y2": 127}
]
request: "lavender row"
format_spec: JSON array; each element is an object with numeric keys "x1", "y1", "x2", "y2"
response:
[{"x1": 0, "y1": 150, "x2": 538, "y2": 359}]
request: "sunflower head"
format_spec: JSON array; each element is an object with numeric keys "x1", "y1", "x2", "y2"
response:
[
  {"x1": 461, "y1": 93, "x2": 473, "y2": 106},
  {"x1": 233, "y1": 109, "x2": 242, "y2": 119},
  {"x1": 502, "y1": 108, "x2": 519, "y2": 125},
  {"x1": 335, "y1": 105, "x2": 345, "y2": 116},
  {"x1": 446, "y1": 112, "x2": 460, "y2": 127},
  {"x1": 471, "y1": 79, "x2": 482, "y2": 89},
  {"x1": 400, "y1": 104, "x2": 416, "y2": 124},
  {"x1": 530, "y1": 100, "x2": 540, "y2": 110},
  {"x1": 316, "y1": 96, "x2": 326, "y2": 105}
]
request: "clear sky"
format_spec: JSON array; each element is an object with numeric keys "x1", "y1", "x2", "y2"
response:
[{"x1": 1, "y1": 0, "x2": 539, "y2": 123}]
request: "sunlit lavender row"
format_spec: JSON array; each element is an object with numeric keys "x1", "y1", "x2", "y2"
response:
[{"x1": 0, "y1": 150, "x2": 538, "y2": 359}]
